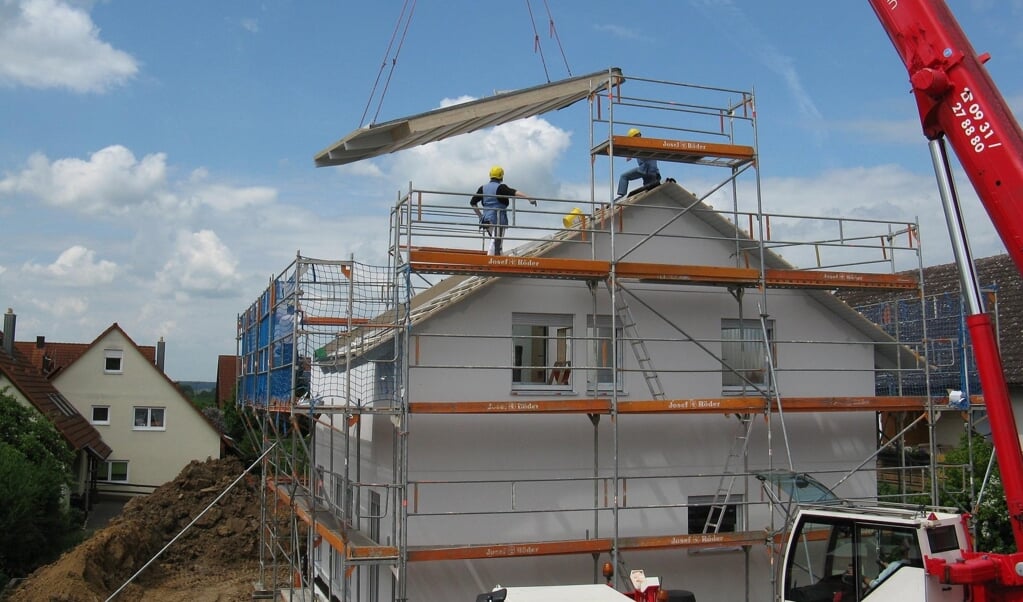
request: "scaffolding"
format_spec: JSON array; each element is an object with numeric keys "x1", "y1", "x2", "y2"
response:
[{"x1": 236, "y1": 71, "x2": 982, "y2": 601}]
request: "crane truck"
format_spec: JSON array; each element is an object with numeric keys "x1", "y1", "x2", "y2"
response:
[{"x1": 782, "y1": 0, "x2": 1023, "y2": 601}]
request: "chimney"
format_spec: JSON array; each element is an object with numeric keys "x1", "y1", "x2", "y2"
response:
[
  {"x1": 156, "y1": 337, "x2": 166, "y2": 373},
  {"x1": 36, "y1": 335, "x2": 45, "y2": 348},
  {"x1": 2, "y1": 308, "x2": 14, "y2": 356}
]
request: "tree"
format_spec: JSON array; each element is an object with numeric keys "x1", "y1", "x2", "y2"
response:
[
  {"x1": 940, "y1": 431, "x2": 1014, "y2": 553},
  {"x1": 0, "y1": 388, "x2": 76, "y2": 581}
]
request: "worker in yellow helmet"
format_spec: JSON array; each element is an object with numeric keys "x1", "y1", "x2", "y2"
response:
[
  {"x1": 470, "y1": 166, "x2": 536, "y2": 256},
  {"x1": 616, "y1": 128, "x2": 661, "y2": 199}
]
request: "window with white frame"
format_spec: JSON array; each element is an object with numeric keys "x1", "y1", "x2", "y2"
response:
[
  {"x1": 91, "y1": 405, "x2": 110, "y2": 425},
  {"x1": 104, "y1": 349, "x2": 124, "y2": 374},
  {"x1": 98, "y1": 460, "x2": 129, "y2": 482},
  {"x1": 133, "y1": 406, "x2": 166, "y2": 430},
  {"x1": 587, "y1": 315, "x2": 624, "y2": 392},
  {"x1": 721, "y1": 318, "x2": 775, "y2": 392},
  {"x1": 512, "y1": 313, "x2": 573, "y2": 390}
]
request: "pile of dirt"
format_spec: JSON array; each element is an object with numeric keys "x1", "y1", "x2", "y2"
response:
[{"x1": 11, "y1": 457, "x2": 265, "y2": 602}]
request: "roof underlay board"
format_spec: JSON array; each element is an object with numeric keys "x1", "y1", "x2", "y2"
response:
[{"x1": 314, "y1": 68, "x2": 622, "y2": 167}]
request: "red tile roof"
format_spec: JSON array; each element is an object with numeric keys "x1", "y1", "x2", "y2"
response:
[
  {"x1": 15, "y1": 336, "x2": 156, "y2": 379},
  {"x1": 0, "y1": 333, "x2": 112, "y2": 459},
  {"x1": 835, "y1": 253, "x2": 1023, "y2": 384}
]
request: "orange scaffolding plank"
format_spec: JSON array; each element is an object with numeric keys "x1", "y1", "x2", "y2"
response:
[
  {"x1": 765, "y1": 268, "x2": 918, "y2": 290},
  {"x1": 410, "y1": 399, "x2": 611, "y2": 414},
  {"x1": 406, "y1": 530, "x2": 767, "y2": 562},
  {"x1": 408, "y1": 396, "x2": 928, "y2": 415},
  {"x1": 408, "y1": 249, "x2": 916, "y2": 291},
  {"x1": 409, "y1": 248, "x2": 609, "y2": 279},
  {"x1": 593, "y1": 136, "x2": 755, "y2": 168},
  {"x1": 301, "y1": 316, "x2": 393, "y2": 328},
  {"x1": 267, "y1": 479, "x2": 398, "y2": 561},
  {"x1": 618, "y1": 261, "x2": 759, "y2": 285}
]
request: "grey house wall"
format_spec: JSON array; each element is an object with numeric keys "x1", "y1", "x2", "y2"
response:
[{"x1": 317, "y1": 194, "x2": 882, "y2": 600}]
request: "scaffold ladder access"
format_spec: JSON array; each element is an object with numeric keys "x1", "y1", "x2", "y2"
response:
[
  {"x1": 703, "y1": 414, "x2": 756, "y2": 534},
  {"x1": 606, "y1": 280, "x2": 664, "y2": 400}
]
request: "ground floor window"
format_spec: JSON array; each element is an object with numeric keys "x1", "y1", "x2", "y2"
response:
[
  {"x1": 98, "y1": 460, "x2": 128, "y2": 482},
  {"x1": 91, "y1": 405, "x2": 110, "y2": 425},
  {"x1": 512, "y1": 313, "x2": 573, "y2": 390},
  {"x1": 687, "y1": 493, "x2": 743, "y2": 533}
]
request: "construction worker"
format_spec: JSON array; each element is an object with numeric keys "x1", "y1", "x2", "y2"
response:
[
  {"x1": 470, "y1": 165, "x2": 535, "y2": 256},
  {"x1": 616, "y1": 128, "x2": 661, "y2": 199}
]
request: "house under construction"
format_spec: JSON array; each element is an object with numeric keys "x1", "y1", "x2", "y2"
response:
[{"x1": 236, "y1": 69, "x2": 983, "y2": 601}]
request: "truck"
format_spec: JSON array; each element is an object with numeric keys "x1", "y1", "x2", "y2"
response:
[{"x1": 781, "y1": 0, "x2": 1023, "y2": 601}]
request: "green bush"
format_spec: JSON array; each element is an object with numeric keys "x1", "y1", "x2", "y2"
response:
[{"x1": 0, "y1": 390, "x2": 75, "y2": 578}]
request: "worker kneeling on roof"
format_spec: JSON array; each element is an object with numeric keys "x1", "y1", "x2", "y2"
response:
[{"x1": 616, "y1": 128, "x2": 661, "y2": 199}]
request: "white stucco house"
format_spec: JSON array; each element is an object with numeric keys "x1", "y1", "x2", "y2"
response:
[
  {"x1": 17, "y1": 323, "x2": 222, "y2": 498},
  {"x1": 299, "y1": 183, "x2": 921, "y2": 601}
]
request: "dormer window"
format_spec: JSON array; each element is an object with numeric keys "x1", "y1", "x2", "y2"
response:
[{"x1": 104, "y1": 349, "x2": 124, "y2": 374}]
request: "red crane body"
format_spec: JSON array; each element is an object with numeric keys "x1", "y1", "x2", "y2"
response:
[{"x1": 869, "y1": 0, "x2": 1023, "y2": 597}]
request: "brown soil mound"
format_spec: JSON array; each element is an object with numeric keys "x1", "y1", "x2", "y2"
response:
[{"x1": 11, "y1": 457, "x2": 263, "y2": 602}]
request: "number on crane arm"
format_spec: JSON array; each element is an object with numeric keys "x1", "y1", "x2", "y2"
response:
[{"x1": 950, "y1": 87, "x2": 1002, "y2": 152}]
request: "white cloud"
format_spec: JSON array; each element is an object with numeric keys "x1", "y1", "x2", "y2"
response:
[
  {"x1": 185, "y1": 182, "x2": 277, "y2": 212},
  {"x1": 594, "y1": 24, "x2": 642, "y2": 41},
  {"x1": 0, "y1": 145, "x2": 168, "y2": 214},
  {"x1": 47, "y1": 295, "x2": 88, "y2": 318},
  {"x1": 156, "y1": 230, "x2": 242, "y2": 298},
  {"x1": 697, "y1": 163, "x2": 1005, "y2": 269},
  {"x1": 388, "y1": 114, "x2": 572, "y2": 197},
  {"x1": 0, "y1": 0, "x2": 138, "y2": 93},
  {"x1": 240, "y1": 17, "x2": 259, "y2": 33},
  {"x1": 22, "y1": 245, "x2": 118, "y2": 286},
  {"x1": 0, "y1": 144, "x2": 281, "y2": 216}
]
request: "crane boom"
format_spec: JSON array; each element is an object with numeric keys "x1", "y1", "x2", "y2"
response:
[{"x1": 867, "y1": 0, "x2": 1023, "y2": 552}]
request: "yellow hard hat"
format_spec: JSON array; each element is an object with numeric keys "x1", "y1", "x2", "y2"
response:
[
  {"x1": 627, "y1": 128, "x2": 642, "y2": 137},
  {"x1": 489, "y1": 165, "x2": 504, "y2": 179}
]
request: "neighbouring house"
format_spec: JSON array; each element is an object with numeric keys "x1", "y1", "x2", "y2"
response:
[
  {"x1": 0, "y1": 309, "x2": 112, "y2": 509},
  {"x1": 215, "y1": 354, "x2": 238, "y2": 408},
  {"x1": 15, "y1": 322, "x2": 222, "y2": 498},
  {"x1": 837, "y1": 253, "x2": 1023, "y2": 455}
]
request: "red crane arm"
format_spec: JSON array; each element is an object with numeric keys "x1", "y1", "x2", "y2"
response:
[
  {"x1": 868, "y1": 0, "x2": 1023, "y2": 269},
  {"x1": 868, "y1": 0, "x2": 1023, "y2": 553}
]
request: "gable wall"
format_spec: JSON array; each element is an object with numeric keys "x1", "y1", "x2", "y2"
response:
[
  {"x1": 317, "y1": 194, "x2": 885, "y2": 599},
  {"x1": 54, "y1": 329, "x2": 220, "y2": 495}
]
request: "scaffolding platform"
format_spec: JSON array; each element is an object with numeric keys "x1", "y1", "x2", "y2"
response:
[
  {"x1": 592, "y1": 135, "x2": 756, "y2": 168},
  {"x1": 407, "y1": 530, "x2": 766, "y2": 562},
  {"x1": 407, "y1": 248, "x2": 918, "y2": 290},
  {"x1": 268, "y1": 479, "x2": 399, "y2": 562},
  {"x1": 408, "y1": 396, "x2": 930, "y2": 415}
]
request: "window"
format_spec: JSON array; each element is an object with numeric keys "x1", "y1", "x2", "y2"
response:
[
  {"x1": 48, "y1": 393, "x2": 77, "y2": 416},
  {"x1": 104, "y1": 349, "x2": 124, "y2": 373},
  {"x1": 133, "y1": 406, "x2": 166, "y2": 430},
  {"x1": 91, "y1": 405, "x2": 110, "y2": 425},
  {"x1": 98, "y1": 460, "x2": 128, "y2": 482},
  {"x1": 587, "y1": 315, "x2": 624, "y2": 391},
  {"x1": 512, "y1": 313, "x2": 573, "y2": 390},
  {"x1": 688, "y1": 494, "x2": 743, "y2": 534},
  {"x1": 785, "y1": 517, "x2": 919, "y2": 600},
  {"x1": 721, "y1": 318, "x2": 775, "y2": 391}
]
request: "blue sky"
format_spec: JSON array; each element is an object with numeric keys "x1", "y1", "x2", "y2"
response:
[{"x1": 1, "y1": 0, "x2": 1021, "y2": 380}]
